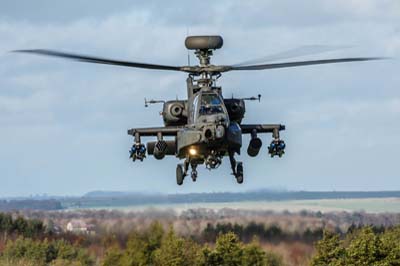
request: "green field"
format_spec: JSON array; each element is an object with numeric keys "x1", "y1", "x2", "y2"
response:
[{"x1": 79, "y1": 197, "x2": 400, "y2": 213}]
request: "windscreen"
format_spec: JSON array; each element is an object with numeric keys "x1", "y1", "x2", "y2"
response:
[{"x1": 199, "y1": 93, "x2": 223, "y2": 115}]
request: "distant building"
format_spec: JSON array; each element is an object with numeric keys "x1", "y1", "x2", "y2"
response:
[{"x1": 66, "y1": 219, "x2": 95, "y2": 234}]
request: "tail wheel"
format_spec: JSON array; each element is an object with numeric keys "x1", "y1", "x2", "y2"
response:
[
  {"x1": 236, "y1": 162, "x2": 243, "y2": 184},
  {"x1": 176, "y1": 164, "x2": 184, "y2": 185},
  {"x1": 191, "y1": 170, "x2": 197, "y2": 182}
]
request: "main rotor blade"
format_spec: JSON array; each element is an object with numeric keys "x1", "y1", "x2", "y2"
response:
[
  {"x1": 13, "y1": 49, "x2": 184, "y2": 72},
  {"x1": 229, "y1": 57, "x2": 385, "y2": 71},
  {"x1": 232, "y1": 45, "x2": 350, "y2": 67}
]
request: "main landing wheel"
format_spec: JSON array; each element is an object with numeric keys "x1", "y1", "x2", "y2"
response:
[
  {"x1": 236, "y1": 162, "x2": 243, "y2": 184},
  {"x1": 176, "y1": 164, "x2": 184, "y2": 185}
]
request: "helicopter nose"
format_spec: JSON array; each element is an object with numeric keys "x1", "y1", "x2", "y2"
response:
[{"x1": 203, "y1": 125, "x2": 225, "y2": 140}]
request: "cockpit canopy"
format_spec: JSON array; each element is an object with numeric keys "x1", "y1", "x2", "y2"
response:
[
  {"x1": 191, "y1": 92, "x2": 229, "y2": 125},
  {"x1": 199, "y1": 93, "x2": 224, "y2": 115}
]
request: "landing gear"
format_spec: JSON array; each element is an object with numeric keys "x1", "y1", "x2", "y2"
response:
[
  {"x1": 177, "y1": 160, "x2": 196, "y2": 185},
  {"x1": 176, "y1": 164, "x2": 185, "y2": 185},
  {"x1": 191, "y1": 170, "x2": 198, "y2": 182},
  {"x1": 229, "y1": 150, "x2": 244, "y2": 184},
  {"x1": 236, "y1": 162, "x2": 243, "y2": 184},
  {"x1": 191, "y1": 164, "x2": 198, "y2": 182}
]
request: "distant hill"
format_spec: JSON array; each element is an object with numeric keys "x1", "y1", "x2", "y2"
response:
[
  {"x1": 0, "y1": 199, "x2": 63, "y2": 211},
  {"x1": 83, "y1": 190, "x2": 400, "y2": 200},
  {"x1": 2, "y1": 191, "x2": 399, "y2": 211},
  {"x1": 83, "y1": 191, "x2": 151, "y2": 198},
  {"x1": 61, "y1": 190, "x2": 400, "y2": 209}
]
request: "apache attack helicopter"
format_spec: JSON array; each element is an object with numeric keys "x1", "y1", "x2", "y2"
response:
[{"x1": 14, "y1": 35, "x2": 383, "y2": 185}]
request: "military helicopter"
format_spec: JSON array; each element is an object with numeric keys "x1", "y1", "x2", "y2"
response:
[{"x1": 14, "y1": 35, "x2": 383, "y2": 185}]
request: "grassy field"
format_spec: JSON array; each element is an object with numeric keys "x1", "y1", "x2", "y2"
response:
[{"x1": 81, "y1": 197, "x2": 400, "y2": 213}]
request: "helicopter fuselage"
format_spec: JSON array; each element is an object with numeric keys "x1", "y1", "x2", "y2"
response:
[
  {"x1": 132, "y1": 80, "x2": 285, "y2": 180},
  {"x1": 176, "y1": 90, "x2": 241, "y2": 168},
  {"x1": 146, "y1": 89, "x2": 243, "y2": 168}
]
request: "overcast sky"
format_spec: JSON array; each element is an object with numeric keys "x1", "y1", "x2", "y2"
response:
[{"x1": 1, "y1": 0, "x2": 399, "y2": 197}]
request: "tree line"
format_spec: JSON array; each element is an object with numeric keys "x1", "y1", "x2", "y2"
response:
[
  {"x1": 312, "y1": 225, "x2": 400, "y2": 266},
  {"x1": 102, "y1": 222, "x2": 283, "y2": 266},
  {"x1": 1, "y1": 213, "x2": 399, "y2": 265},
  {"x1": 0, "y1": 213, "x2": 45, "y2": 239},
  {"x1": 201, "y1": 222, "x2": 323, "y2": 243}
]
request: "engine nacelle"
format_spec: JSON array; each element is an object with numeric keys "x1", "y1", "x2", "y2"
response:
[
  {"x1": 224, "y1": 98, "x2": 245, "y2": 123},
  {"x1": 162, "y1": 100, "x2": 187, "y2": 126}
]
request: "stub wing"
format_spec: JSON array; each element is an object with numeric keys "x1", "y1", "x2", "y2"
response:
[
  {"x1": 241, "y1": 124, "x2": 286, "y2": 158},
  {"x1": 127, "y1": 126, "x2": 181, "y2": 137},
  {"x1": 127, "y1": 126, "x2": 181, "y2": 161},
  {"x1": 241, "y1": 124, "x2": 285, "y2": 135}
]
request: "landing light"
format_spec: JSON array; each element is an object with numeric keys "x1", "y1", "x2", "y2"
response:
[{"x1": 189, "y1": 147, "x2": 197, "y2": 156}]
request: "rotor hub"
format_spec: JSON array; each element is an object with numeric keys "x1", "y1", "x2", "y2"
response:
[{"x1": 195, "y1": 49, "x2": 213, "y2": 66}]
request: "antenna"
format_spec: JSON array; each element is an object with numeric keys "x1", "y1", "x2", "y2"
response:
[
  {"x1": 144, "y1": 98, "x2": 165, "y2": 107},
  {"x1": 243, "y1": 94, "x2": 262, "y2": 102},
  {"x1": 186, "y1": 27, "x2": 191, "y2": 66}
]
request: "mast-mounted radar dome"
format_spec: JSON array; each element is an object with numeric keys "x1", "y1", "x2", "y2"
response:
[{"x1": 185, "y1": 36, "x2": 223, "y2": 50}]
